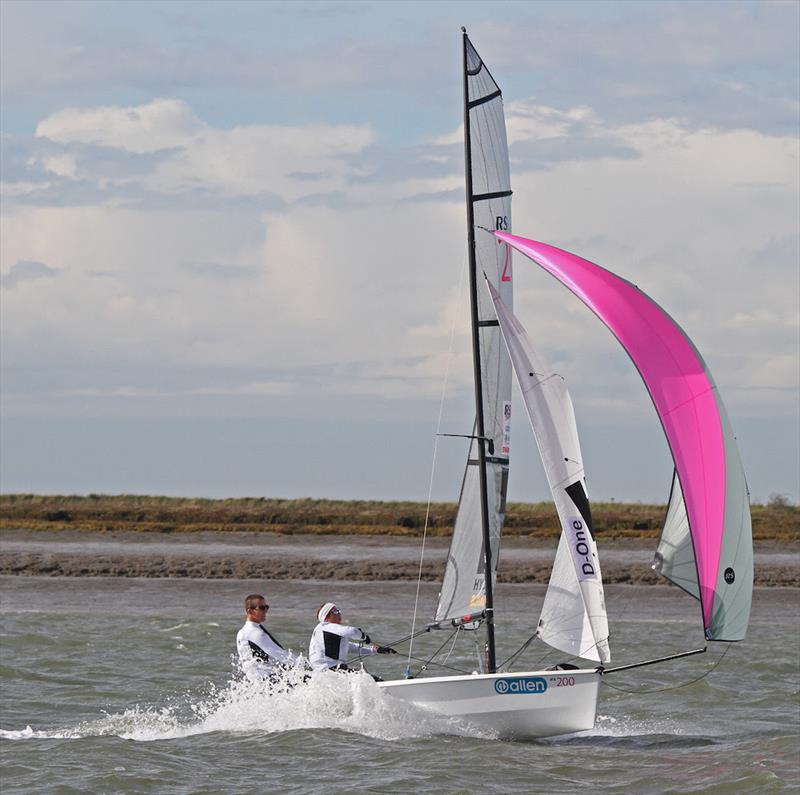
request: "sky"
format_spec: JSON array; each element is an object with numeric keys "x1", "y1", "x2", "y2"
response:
[{"x1": 1, "y1": 0, "x2": 798, "y2": 504}]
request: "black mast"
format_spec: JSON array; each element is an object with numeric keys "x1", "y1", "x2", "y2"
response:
[{"x1": 461, "y1": 26, "x2": 497, "y2": 674}]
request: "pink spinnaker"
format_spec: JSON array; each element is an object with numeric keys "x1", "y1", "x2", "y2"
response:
[{"x1": 496, "y1": 233, "x2": 727, "y2": 634}]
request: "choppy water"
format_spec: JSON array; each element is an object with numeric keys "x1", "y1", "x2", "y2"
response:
[{"x1": 1, "y1": 576, "x2": 798, "y2": 794}]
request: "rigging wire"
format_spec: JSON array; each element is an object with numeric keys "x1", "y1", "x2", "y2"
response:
[
  {"x1": 383, "y1": 626, "x2": 433, "y2": 648},
  {"x1": 360, "y1": 648, "x2": 472, "y2": 677},
  {"x1": 414, "y1": 628, "x2": 468, "y2": 675},
  {"x1": 498, "y1": 627, "x2": 613, "y2": 671},
  {"x1": 407, "y1": 651, "x2": 470, "y2": 676},
  {"x1": 369, "y1": 627, "x2": 472, "y2": 677},
  {"x1": 406, "y1": 250, "x2": 469, "y2": 676},
  {"x1": 601, "y1": 644, "x2": 732, "y2": 694},
  {"x1": 499, "y1": 636, "x2": 568, "y2": 671},
  {"x1": 496, "y1": 631, "x2": 539, "y2": 670},
  {"x1": 440, "y1": 627, "x2": 463, "y2": 668}
]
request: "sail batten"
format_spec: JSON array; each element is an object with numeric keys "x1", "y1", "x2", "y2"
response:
[{"x1": 497, "y1": 232, "x2": 753, "y2": 642}]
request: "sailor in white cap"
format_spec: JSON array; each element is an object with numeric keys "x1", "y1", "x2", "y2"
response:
[{"x1": 308, "y1": 602, "x2": 396, "y2": 673}]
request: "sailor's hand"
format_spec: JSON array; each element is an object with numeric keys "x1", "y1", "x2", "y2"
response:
[{"x1": 376, "y1": 646, "x2": 397, "y2": 654}]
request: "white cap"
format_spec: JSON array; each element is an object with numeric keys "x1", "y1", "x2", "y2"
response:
[{"x1": 317, "y1": 602, "x2": 337, "y2": 622}]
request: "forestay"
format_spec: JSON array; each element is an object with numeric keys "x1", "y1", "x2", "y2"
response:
[
  {"x1": 486, "y1": 280, "x2": 610, "y2": 663},
  {"x1": 496, "y1": 232, "x2": 753, "y2": 642},
  {"x1": 435, "y1": 35, "x2": 513, "y2": 622}
]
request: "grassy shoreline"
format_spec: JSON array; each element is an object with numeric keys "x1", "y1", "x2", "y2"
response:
[{"x1": 2, "y1": 493, "x2": 797, "y2": 540}]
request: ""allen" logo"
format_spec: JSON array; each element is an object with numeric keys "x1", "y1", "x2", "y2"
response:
[{"x1": 494, "y1": 676, "x2": 548, "y2": 695}]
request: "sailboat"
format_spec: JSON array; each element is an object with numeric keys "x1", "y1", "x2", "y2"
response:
[
  {"x1": 376, "y1": 29, "x2": 754, "y2": 739},
  {"x1": 377, "y1": 29, "x2": 611, "y2": 739}
]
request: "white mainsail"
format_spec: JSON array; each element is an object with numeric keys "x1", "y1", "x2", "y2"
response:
[
  {"x1": 435, "y1": 35, "x2": 513, "y2": 622},
  {"x1": 486, "y1": 279, "x2": 611, "y2": 663}
]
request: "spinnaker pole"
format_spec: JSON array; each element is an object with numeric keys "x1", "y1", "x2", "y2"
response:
[{"x1": 462, "y1": 26, "x2": 497, "y2": 673}]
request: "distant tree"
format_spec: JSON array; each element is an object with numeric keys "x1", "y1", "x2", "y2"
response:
[{"x1": 768, "y1": 492, "x2": 792, "y2": 508}]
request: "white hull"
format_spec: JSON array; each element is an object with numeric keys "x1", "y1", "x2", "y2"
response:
[{"x1": 378, "y1": 668, "x2": 601, "y2": 739}]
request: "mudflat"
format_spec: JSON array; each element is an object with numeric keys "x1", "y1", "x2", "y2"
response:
[{"x1": 1, "y1": 527, "x2": 796, "y2": 586}]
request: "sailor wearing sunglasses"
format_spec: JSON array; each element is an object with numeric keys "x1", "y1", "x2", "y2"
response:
[
  {"x1": 308, "y1": 602, "x2": 396, "y2": 673},
  {"x1": 236, "y1": 594, "x2": 304, "y2": 681}
]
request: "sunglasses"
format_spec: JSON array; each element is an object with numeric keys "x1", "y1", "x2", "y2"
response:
[
  {"x1": 250, "y1": 604, "x2": 269, "y2": 611},
  {"x1": 329, "y1": 608, "x2": 341, "y2": 616}
]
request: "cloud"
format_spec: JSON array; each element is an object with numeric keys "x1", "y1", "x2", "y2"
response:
[
  {"x1": 512, "y1": 132, "x2": 639, "y2": 171},
  {"x1": 478, "y1": 2, "x2": 799, "y2": 134},
  {"x1": 398, "y1": 188, "x2": 462, "y2": 205},
  {"x1": 179, "y1": 262, "x2": 259, "y2": 280},
  {"x1": 4, "y1": 2, "x2": 795, "y2": 147},
  {"x1": 506, "y1": 118, "x2": 799, "y2": 415},
  {"x1": 15, "y1": 99, "x2": 377, "y2": 210},
  {"x1": 36, "y1": 98, "x2": 203, "y2": 153},
  {"x1": 1, "y1": 132, "x2": 188, "y2": 207},
  {"x1": 325, "y1": 355, "x2": 468, "y2": 401},
  {"x1": 63, "y1": 380, "x2": 297, "y2": 399},
  {"x1": 1, "y1": 2, "x2": 796, "y2": 502},
  {"x1": 1, "y1": 259, "x2": 60, "y2": 289},
  {"x1": 1, "y1": 99, "x2": 796, "y2": 432}
]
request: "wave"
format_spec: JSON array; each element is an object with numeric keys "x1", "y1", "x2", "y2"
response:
[
  {"x1": 0, "y1": 667, "x2": 483, "y2": 743},
  {"x1": 538, "y1": 713, "x2": 721, "y2": 749}
]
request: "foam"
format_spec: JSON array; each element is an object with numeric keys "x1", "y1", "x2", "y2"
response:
[
  {"x1": 1, "y1": 667, "x2": 482, "y2": 743},
  {"x1": 0, "y1": 725, "x2": 66, "y2": 740},
  {"x1": 538, "y1": 712, "x2": 689, "y2": 745}
]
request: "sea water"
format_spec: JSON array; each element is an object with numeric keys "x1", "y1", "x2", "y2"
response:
[{"x1": 1, "y1": 577, "x2": 798, "y2": 794}]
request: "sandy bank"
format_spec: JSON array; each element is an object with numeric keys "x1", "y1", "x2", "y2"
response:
[{"x1": 1, "y1": 528, "x2": 796, "y2": 586}]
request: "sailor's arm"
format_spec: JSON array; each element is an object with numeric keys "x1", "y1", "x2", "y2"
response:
[
  {"x1": 338, "y1": 625, "x2": 396, "y2": 657},
  {"x1": 337, "y1": 624, "x2": 371, "y2": 643},
  {"x1": 261, "y1": 635, "x2": 303, "y2": 666},
  {"x1": 248, "y1": 627, "x2": 303, "y2": 667}
]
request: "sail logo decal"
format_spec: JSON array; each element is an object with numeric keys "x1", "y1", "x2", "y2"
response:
[
  {"x1": 495, "y1": 218, "x2": 512, "y2": 282},
  {"x1": 501, "y1": 401, "x2": 511, "y2": 455},
  {"x1": 565, "y1": 516, "x2": 598, "y2": 581},
  {"x1": 724, "y1": 567, "x2": 735, "y2": 584},
  {"x1": 494, "y1": 676, "x2": 548, "y2": 695},
  {"x1": 498, "y1": 239, "x2": 512, "y2": 282},
  {"x1": 469, "y1": 573, "x2": 486, "y2": 609}
]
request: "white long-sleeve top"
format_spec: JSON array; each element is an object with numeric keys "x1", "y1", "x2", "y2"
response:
[
  {"x1": 308, "y1": 621, "x2": 377, "y2": 672},
  {"x1": 236, "y1": 621, "x2": 302, "y2": 681}
]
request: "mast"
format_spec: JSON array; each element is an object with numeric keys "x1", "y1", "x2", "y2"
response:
[{"x1": 462, "y1": 26, "x2": 497, "y2": 673}]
